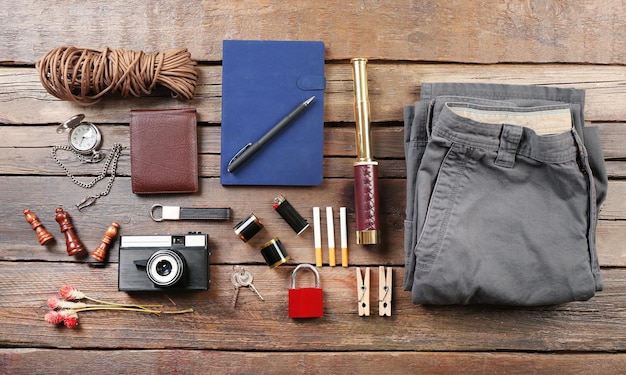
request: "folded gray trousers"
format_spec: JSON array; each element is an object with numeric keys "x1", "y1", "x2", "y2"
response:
[{"x1": 403, "y1": 83, "x2": 607, "y2": 306}]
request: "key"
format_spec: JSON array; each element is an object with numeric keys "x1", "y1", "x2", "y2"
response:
[
  {"x1": 231, "y1": 270, "x2": 241, "y2": 307},
  {"x1": 236, "y1": 270, "x2": 265, "y2": 301}
]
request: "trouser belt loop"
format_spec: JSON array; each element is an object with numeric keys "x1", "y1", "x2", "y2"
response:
[
  {"x1": 495, "y1": 124, "x2": 523, "y2": 168},
  {"x1": 425, "y1": 99, "x2": 436, "y2": 140}
]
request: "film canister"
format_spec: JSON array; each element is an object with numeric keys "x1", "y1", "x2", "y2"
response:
[
  {"x1": 273, "y1": 195, "x2": 309, "y2": 235},
  {"x1": 233, "y1": 213, "x2": 264, "y2": 242},
  {"x1": 259, "y1": 237, "x2": 290, "y2": 268}
]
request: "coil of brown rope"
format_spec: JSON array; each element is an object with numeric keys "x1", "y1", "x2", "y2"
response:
[{"x1": 35, "y1": 46, "x2": 198, "y2": 106}]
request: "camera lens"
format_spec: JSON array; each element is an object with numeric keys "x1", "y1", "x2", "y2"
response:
[
  {"x1": 146, "y1": 249, "x2": 185, "y2": 287},
  {"x1": 155, "y1": 260, "x2": 172, "y2": 276}
]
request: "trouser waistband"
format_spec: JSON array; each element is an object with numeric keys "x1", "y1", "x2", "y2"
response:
[
  {"x1": 432, "y1": 102, "x2": 580, "y2": 166},
  {"x1": 421, "y1": 82, "x2": 586, "y2": 108}
]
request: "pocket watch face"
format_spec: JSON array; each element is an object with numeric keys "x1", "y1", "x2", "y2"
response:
[{"x1": 69, "y1": 123, "x2": 101, "y2": 153}]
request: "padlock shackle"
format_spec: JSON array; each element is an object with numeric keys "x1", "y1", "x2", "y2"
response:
[{"x1": 291, "y1": 264, "x2": 320, "y2": 289}]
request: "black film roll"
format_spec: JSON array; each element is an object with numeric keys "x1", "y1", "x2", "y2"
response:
[
  {"x1": 259, "y1": 237, "x2": 290, "y2": 268},
  {"x1": 233, "y1": 213, "x2": 263, "y2": 242},
  {"x1": 273, "y1": 195, "x2": 309, "y2": 235}
]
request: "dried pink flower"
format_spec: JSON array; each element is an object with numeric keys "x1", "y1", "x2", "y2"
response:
[
  {"x1": 62, "y1": 311, "x2": 79, "y2": 328},
  {"x1": 59, "y1": 285, "x2": 85, "y2": 301},
  {"x1": 48, "y1": 296, "x2": 87, "y2": 310},
  {"x1": 44, "y1": 310, "x2": 64, "y2": 325},
  {"x1": 44, "y1": 309, "x2": 79, "y2": 328},
  {"x1": 47, "y1": 296, "x2": 60, "y2": 309},
  {"x1": 45, "y1": 286, "x2": 193, "y2": 328}
]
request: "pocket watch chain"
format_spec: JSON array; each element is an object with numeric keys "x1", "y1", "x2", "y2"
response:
[{"x1": 51, "y1": 143, "x2": 123, "y2": 210}]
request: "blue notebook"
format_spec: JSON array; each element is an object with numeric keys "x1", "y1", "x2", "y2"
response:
[{"x1": 220, "y1": 40, "x2": 326, "y2": 186}]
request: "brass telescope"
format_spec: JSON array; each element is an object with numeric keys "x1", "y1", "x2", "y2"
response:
[{"x1": 351, "y1": 58, "x2": 380, "y2": 245}]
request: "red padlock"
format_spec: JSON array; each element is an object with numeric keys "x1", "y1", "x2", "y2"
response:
[{"x1": 288, "y1": 264, "x2": 323, "y2": 318}]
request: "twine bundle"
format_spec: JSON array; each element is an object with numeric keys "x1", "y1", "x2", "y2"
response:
[{"x1": 36, "y1": 46, "x2": 198, "y2": 106}]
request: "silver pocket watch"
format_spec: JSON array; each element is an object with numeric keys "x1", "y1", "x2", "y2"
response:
[
  {"x1": 52, "y1": 114, "x2": 123, "y2": 209},
  {"x1": 56, "y1": 114, "x2": 104, "y2": 162}
]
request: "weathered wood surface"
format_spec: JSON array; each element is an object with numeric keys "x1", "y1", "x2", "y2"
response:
[
  {"x1": 1, "y1": 1, "x2": 625, "y2": 374},
  {"x1": 3, "y1": 64, "x2": 626, "y2": 124},
  {"x1": 2, "y1": 350, "x2": 625, "y2": 375},
  {"x1": 1, "y1": 262, "x2": 625, "y2": 351},
  {"x1": 1, "y1": 0, "x2": 626, "y2": 64}
]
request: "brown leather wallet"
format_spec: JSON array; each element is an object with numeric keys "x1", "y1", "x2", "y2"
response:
[{"x1": 130, "y1": 108, "x2": 198, "y2": 194}]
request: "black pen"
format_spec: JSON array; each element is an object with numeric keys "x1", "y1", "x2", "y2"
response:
[{"x1": 227, "y1": 96, "x2": 316, "y2": 173}]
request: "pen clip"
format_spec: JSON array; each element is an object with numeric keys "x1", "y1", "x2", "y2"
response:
[{"x1": 228, "y1": 143, "x2": 252, "y2": 167}]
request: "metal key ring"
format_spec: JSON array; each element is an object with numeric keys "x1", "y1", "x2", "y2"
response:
[{"x1": 149, "y1": 204, "x2": 164, "y2": 222}]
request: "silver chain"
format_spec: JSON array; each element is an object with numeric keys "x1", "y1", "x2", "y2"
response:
[{"x1": 51, "y1": 143, "x2": 123, "y2": 210}]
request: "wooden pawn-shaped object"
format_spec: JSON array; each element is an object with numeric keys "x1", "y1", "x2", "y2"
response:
[
  {"x1": 23, "y1": 209, "x2": 54, "y2": 245},
  {"x1": 90, "y1": 222, "x2": 119, "y2": 262},
  {"x1": 54, "y1": 207, "x2": 86, "y2": 256}
]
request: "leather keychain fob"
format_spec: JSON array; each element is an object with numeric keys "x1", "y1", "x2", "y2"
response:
[{"x1": 150, "y1": 204, "x2": 231, "y2": 222}]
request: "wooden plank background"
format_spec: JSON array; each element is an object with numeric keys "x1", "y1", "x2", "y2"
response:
[{"x1": 1, "y1": 1, "x2": 625, "y2": 374}]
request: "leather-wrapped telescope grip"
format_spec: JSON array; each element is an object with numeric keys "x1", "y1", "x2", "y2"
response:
[{"x1": 354, "y1": 162, "x2": 380, "y2": 244}]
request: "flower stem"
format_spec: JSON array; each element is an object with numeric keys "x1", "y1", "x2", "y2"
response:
[
  {"x1": 73, "y1": 306, "x2": 164, "y2": 315},
  {"x1": 162, "y1": 308, "x2": 194, "y2": 314},
  {"x1": 83, "y1": 296, "x2": 162, "y2": 309},
  {"x1": 71, "y1": 306, "x2": 194, "y2": 315}
]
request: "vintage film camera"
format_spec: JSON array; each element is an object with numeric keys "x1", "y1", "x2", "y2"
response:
[{"x1": 118, "y1": 233, "x2": 209, "y2": 292}]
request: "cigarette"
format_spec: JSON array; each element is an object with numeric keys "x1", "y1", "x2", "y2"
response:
[
  {"x1": 326, "y1": 206, "x2": 336, "y2": 266},
  {"x1": 313, "y1": 207, "x2": 322, "y2": 267},
  {"x1": 340, "y1": 207, "x2": 348, "y2": 267}
]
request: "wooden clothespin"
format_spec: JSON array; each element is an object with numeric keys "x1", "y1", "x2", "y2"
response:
[
  {"x1": 356, "y1": 267, "x2": 370, "y2": 316},
  {"x1": 378, "y1": 266, "x2": 392, "y2": 316}
]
